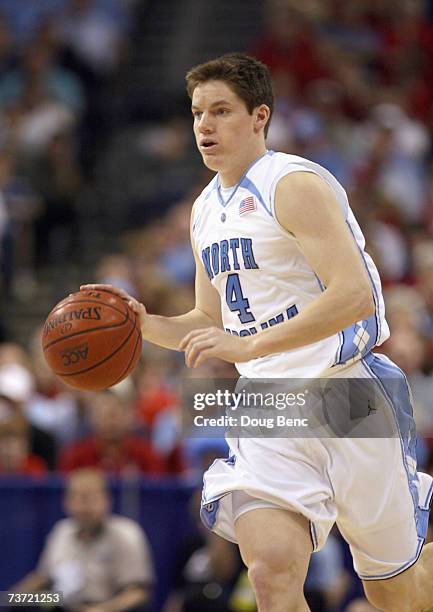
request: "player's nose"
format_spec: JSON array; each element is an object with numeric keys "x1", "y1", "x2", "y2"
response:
[{"x1": 197, "y1": 112, "x2": 214, "y2": 133}]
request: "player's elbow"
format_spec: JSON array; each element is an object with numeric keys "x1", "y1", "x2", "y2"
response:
[{"x1": 351, "y1": 284, "x2": 376, "y2": 320}]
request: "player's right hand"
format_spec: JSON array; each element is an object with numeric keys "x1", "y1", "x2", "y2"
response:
[{"x1": 80, "y1": 284, "x2": 147, "y2": 328}]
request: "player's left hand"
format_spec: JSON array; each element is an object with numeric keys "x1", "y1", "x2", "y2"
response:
[{"x1": 179, "y1": 327, "x2": 254, "y2": 368}]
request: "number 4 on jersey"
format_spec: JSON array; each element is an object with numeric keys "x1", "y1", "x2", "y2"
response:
[{"x1": 226, "y1": 273, "x2": 255, "y2": 323}]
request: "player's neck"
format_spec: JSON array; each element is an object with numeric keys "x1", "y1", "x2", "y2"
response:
[{"x1": 219, "y1": 146, "x2": 268, "y2": 188}]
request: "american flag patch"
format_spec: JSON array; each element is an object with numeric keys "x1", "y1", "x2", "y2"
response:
[{"x1": 239, "y1": 196, "x2": 256, "y2": 216}]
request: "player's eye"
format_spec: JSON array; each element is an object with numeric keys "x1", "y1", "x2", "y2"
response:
[
  {"x1": 216, "y1": 108, "x2": 229, "y2": 115},
  {"x1": 193, "y1": 111, "x2": 202, "y2": 119}
]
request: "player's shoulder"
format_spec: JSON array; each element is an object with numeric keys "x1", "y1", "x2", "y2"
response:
[
  {"x1": 255, "y1": 150, "x2": 341, "y2": 178},
  {"x1": 263, "y1": 151, "x2": 348, "y2": 202},
  {"x1": 268, "y1": 151, "x2": 345, "y2": 191},
  {"x1": 238, "y1": 151, "x2": 313, "y2": 209},
  {"x1": 246, "y1": 151, "x2": 318, "y2": 190},
  {"x1": 250, "y1": 150, "x2": 310, "y2": 174}
]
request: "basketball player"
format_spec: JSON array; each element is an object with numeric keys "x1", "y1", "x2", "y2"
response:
[{"x1": 83, "y1": 54, "x2": 433, "y2": 611}]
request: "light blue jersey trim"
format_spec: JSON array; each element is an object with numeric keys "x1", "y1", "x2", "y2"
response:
[
  {"x1": 336, "y1": 319, "x2": 378, "y2": 365},
  {"x1": 238, "y1": 177, "x2": 273, "y2": 217},
  {"x1": 216, "y1": 151, "x2": 271, "y2": 208}
]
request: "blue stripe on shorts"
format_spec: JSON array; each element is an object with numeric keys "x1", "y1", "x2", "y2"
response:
[{"x1": 363, "y1": 353, "x2": 419, "y2": 531}]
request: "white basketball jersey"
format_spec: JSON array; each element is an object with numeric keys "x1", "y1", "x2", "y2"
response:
[{"x1": 191, "y1": 151, "x2": 389, "y2": 378}]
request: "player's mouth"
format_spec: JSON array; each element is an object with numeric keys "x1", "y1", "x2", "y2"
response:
[{"x1": 200, "y1": 140, "x2": 219, "y2": 153}]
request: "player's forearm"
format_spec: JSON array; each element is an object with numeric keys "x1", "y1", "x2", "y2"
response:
[
  {"x1": 250, "y1": 284, "x2": 375, "y2": 359},
  {"x1": 142, "y1": 308, "x2": 218, "y2": 350}
]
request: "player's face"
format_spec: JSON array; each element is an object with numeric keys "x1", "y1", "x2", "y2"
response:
[{"x1": 191, "y1": 80, "x2": 266, "y2": 184}]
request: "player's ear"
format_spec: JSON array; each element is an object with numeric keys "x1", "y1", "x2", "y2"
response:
[{"x1": 253, "y1": 105, "x2": 270, "y2": 134}]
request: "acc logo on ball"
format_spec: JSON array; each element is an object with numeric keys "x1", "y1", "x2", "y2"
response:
[{"x1": 60, "y1": 344, "x2": 89, "y2": 366}]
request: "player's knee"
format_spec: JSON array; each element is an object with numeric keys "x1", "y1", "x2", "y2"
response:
[
  {"x1": 364, "y1": 583, "x2": 415, "y2": 612},
  {"x1": 248, "y1": 556, "x2": 305, "y2": 603}
]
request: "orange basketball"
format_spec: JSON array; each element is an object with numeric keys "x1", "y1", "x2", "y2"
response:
[{"x1": 42, "y1": 289, "x2": 142, "y2": 391}]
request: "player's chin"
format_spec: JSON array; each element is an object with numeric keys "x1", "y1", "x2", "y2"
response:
[{"x1": 201, "y1": 153, "x2": 221, "y2": 170}]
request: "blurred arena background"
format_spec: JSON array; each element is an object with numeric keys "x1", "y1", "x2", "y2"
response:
[{"x1": 0, "y1": 0, "x2": 432, "y2": 610}]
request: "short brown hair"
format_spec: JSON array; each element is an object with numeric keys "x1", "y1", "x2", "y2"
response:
[{"x1": 186, "y1": 53, "x2": 274, "y2": 136}]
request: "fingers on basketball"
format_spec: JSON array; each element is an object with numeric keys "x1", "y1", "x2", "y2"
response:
[{"x1": 80, "y1": 284, "x2": 128, "y2": 299}]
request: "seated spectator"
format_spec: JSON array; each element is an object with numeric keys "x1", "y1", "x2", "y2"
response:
[
  {"x1": 24, "y1": 327, "x2": 81, "y2": 447},
  {"x1": 55, "y1": 0, "x2": 131, "y2": 79},
  {"x1": 0, "y1": 147, "x2": 40, "y2": 296},
  {"x1": 0, "y1": 418, "x2": 47, "y2": 476},
  {"x1": 3, "y1": 77, "x2": 75, "y2": 162},
  {"x1": 0, "y1": 36, "x2": 85, "y2": 117},
  {"x1": 10, "y1": 468, "x2": 153, "y2": 611},
  {"x1": 58, "y1": 390, "x2": 165, "y2": 476},
  {"x1": 0, "y1": 362, "x2": 56, "y2": 469},
  {"x1": 22, "y1": 130, "x2": 83, "y2": 264}
]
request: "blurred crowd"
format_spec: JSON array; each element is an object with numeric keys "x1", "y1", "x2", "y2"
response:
[
  {"x1": 0, "y1": 0, "x2": 433, "y2": 610},
  {"x1": 0, "y1": 0, "x2": 134, "y2": 297}
]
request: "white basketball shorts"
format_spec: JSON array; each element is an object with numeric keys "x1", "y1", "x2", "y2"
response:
[{"x1": 200, "y1": 352, "x2": 433, "y2": 580}]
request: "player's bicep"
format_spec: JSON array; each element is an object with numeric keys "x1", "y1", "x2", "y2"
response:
[{"x1": 275, "y1": 172, "x2": 372, "y2": 295}]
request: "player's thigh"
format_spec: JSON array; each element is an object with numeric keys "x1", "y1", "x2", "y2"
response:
[{"x1": 234, "y1": 504, "x2": 312, "y2": 582}]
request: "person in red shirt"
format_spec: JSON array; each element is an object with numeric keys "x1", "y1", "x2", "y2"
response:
[
  {"x1": 0, "y1": 419, "x2": 47, "y2": 477},
  {"x1": 58, "y1": 389, "x2": 164, "y2": 476}
]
